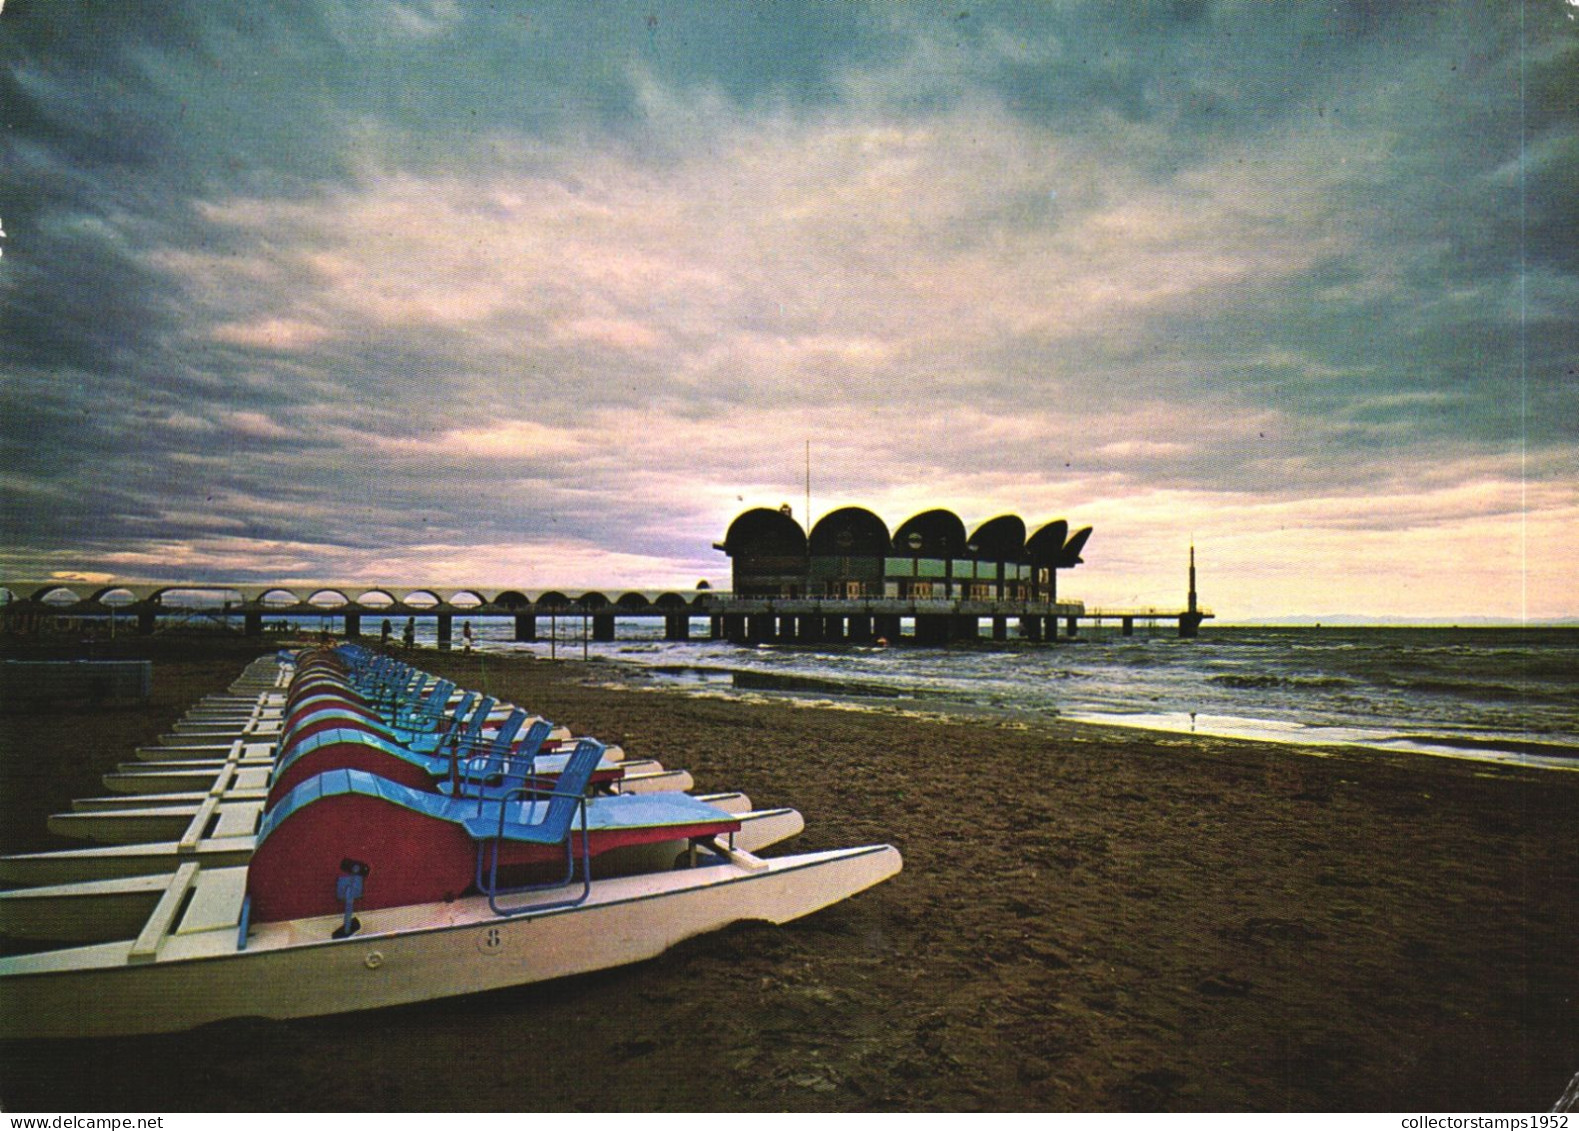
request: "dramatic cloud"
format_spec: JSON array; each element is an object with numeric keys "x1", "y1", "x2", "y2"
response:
[{"x1": 2, "y1": 1, "x2": 1575, "y2": 620}]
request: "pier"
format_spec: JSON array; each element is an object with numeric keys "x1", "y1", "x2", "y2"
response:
[
  {"x1": 0, "y1": 581, "x2": 1211, "y2": 645},
  {"x1": 3, "y1": 506, "x2": 1214, "y2": 646}
]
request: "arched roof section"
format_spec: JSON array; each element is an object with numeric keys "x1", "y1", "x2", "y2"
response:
[
  {"x1": 616, "y1": 592, "x2": 650, "y2": 610},
  {"x1": 654, "y1": 592, "x2": 688, "y2": 609},
  {"x1": 35, "y1": 585, "x2": 84, "y2": 607},
  {"x1": 719, "y1": 507, "x2": 807, "y2": 557},
  {"x1": 402, "y1": 590, "x2": 440, "y2": 609},
  {"x1": 87, "y1": 586, "x2": 139, "y2": 608},
  {"x1": 259, "y1": 588, "x2": 302, "y2": 609},
  {"x1": 494, "y1": 590, "x2": 529, "y2": 610},
  {"x1": 1056, "y1": 526, "x2": 1093, "y2": 567},
  {"x1": 307, "y1": 589, "x2": 350, "y2": 608},
  {"x1": 968, "y1": 515, "x2": 1026, "y2": 561},
  {"x1": 809, "y1": 507, "x2": 890, "y2": 557},
  {"x1": 355, "y1": 589, "x2": 396, "y2": 608},
  {"x1": 537, "y1": 591, "x2": 571, "y2": 609},
  {"x1": 892, "y1": 509, "x2": 967, "y2": 559},
  {"x1": 1025, "y1": 520, "x2": 1070, "y2": 563},
  {"x1": 578, "y1": 591, "x2": 610, "y2": 610},
  {"x1": 448, "y1": 590, "x2": 483, "y2": 609}
]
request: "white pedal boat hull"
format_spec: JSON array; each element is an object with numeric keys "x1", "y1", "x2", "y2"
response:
[
  {"x1": 0, "y1": 844, "x2": 900, "y2": 1039},
  {"x1": 0, "y1": 805, "x2": 805, "y2": 943}
]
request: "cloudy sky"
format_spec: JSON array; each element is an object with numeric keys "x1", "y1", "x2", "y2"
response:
[{"x1": 2, "y1": 1, "x2": 1575, "y2": 621}]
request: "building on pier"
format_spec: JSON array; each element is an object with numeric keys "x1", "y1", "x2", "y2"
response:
[{"x1": 716, "y1": 505, "x2": 1092, "y2": 605}]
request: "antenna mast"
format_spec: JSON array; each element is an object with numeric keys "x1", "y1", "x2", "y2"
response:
[{"x1": 805, "y1": 440, "x2": 811, "y2": 526}]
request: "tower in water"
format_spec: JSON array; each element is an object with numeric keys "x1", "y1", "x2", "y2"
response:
[{"x1": 1180, "y1": 544, "x2": 1205, "y2": 638}]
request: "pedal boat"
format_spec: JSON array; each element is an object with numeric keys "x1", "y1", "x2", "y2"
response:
[
  {"x1": 0, "y1": 736, "x2": 896, "y2": 1039},
  {"x1": 0, "y1": 842, "x2": 900, "y2": 1039}
]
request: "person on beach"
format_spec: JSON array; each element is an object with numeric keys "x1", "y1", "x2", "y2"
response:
[
  {"x1": 402, "y1": 617, "x2": 415, "y2": 650},
  {"x1": 462, "y1": 621, "x2": 473, "y2": 653},
  {"x1": 380, "y1": 619, "x2": 392, "y2": 649}
]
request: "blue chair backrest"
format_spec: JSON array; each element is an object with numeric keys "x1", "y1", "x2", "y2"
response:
[
  {"x1": 396, "y1": 679, "x2": 454, "y2": 728},
  {"x1": 452, "y1": 696, "x2": 496, "y2": 751},
  {"x1": 512, "y1": 717, "x2": 555, "y2": 775},
  {"x1": 467, "y1": 709, "x2": 528, "y2": 778},
  {"x1": 537, "y1": 739, "x2": 604, "y2": 837}
]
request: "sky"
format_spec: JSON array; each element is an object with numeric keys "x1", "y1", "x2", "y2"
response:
[{"x1": 2, "y1": 1, "x2": 1576, "y2": 623}]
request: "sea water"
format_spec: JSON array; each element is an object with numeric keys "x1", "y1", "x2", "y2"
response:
[{"x1": 436, "y1": 619, "x2": 1578, "y2": 770}]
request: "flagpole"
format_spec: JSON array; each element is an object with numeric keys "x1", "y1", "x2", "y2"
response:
[{"x1": 805, "y1": 439, "x2": 811, "y2": 527}]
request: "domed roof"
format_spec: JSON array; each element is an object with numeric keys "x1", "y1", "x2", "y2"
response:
[
  {"x1": 968, "y1": 515, "x2": 1026, "y2": 561},
  {"x1": 892, "y1": 509, "x2": 967, "y2": 558},
  {"x1": 809, "y1": 507, "x2": 891, "y2": 556},
  {"x1": 719, "y1": 507, "x2": 808, "y2": 557},
  {"x1": 1025, "y1": 519, "x2": 1069, "y2": 562},
  {"x1": 1026, "y1": 520, "x2": 1092, "y2": 567}
]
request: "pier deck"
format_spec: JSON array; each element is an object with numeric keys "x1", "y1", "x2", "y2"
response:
[{"x1": 2, "y1": 583, "x2": 1212, "y2": 643}]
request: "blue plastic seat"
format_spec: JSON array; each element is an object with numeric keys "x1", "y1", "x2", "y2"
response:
[{"x1": 468, "y1": 738, "x2": 607, "y2": 915}]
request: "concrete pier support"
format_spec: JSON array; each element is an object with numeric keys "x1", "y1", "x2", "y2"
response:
[
  {"x1": 664, "y1": 614, "x2": 690, "y2": 641},
  {"x1": 592, "y1": 614, "x2": 616, "y2": 642},
  {"x1": 874, "y1": 614, "x2": 903, "y2": 643},
  {"x1": 748, "y1": 614, "x2": 775, "y2": 643},
  {"x1": 914, "y1": 615, "x2": 951, "y2": 646},
  {"x1": 514, "y1": 613, "x2": 537, "y2": 642},
  {"x1": 244, "y1": 611, "x2": 264, "y2": 637},
  {"x1": 796, "y1": 615, "x2": 822, "y2": 644},
  {"x1": 952, "y1": 615, "x2": 980, "y2": 642},
  {"x1": 1019, "y1": 616, "x2": 1043, "y2": 642},
  {"x1": 344, "y1": 612, "x2": 362, "y2": 639},
  {"x1": 776, "y1": 616, "x2": 798, "y2": 643},
  {"x1": 1122, "y1": 616, "x2": 1134, "y2": 637},
  {"x1": 723, "y1": 614, "x2": 747, "y2": 643},
  {"x1": 436, "y1": 613, "x2": 453, "y2": 650},
  {"x1": 1178, "y1": 612, "x2": 1203, "y2": 639},
  {"x1": 848, "y1": 615, "x2": 873, "y2": 643},
  {"x1": 1065, "y1": 615, "x2": 1079, "y2": 638},
  {"x1": 991, "y1": 616, "x2": 1008, "y2": 642},
  {"x1": 138, "y1": 608, "x2": 156, "y2": 635}
]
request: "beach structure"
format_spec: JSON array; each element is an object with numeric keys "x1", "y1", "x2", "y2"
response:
[
  {"x1": 0, "y1": 648, "x2": 899, "y2": 1038},
  {"x1": 712, "y1": 505, "x2": 1101, "y2": 644},
  {"x1": 0, "y1": 508, "x2": 1210, "y2": 643}
]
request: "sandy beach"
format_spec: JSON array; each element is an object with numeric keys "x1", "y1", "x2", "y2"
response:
[{"x1": 2, "y1": 639, "x2": 1576, "y2": 1112}]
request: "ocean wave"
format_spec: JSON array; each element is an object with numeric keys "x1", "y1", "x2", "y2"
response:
[
  {"x1": 1207, "y1": 674, "x2": 1355, "y2": 690},
  {"x1": 1383, "y1": 677, "x2": 1576, "y2": 705}
]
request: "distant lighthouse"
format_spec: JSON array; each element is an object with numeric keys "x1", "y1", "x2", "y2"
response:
[{"x1": 1180, "y1": 544, "x2": 1204, "y2": 638}]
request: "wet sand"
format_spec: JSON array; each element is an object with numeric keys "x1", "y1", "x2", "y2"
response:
[{"x1": 2, "y1": 639, "x2": 1577, "y2": 1111}]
